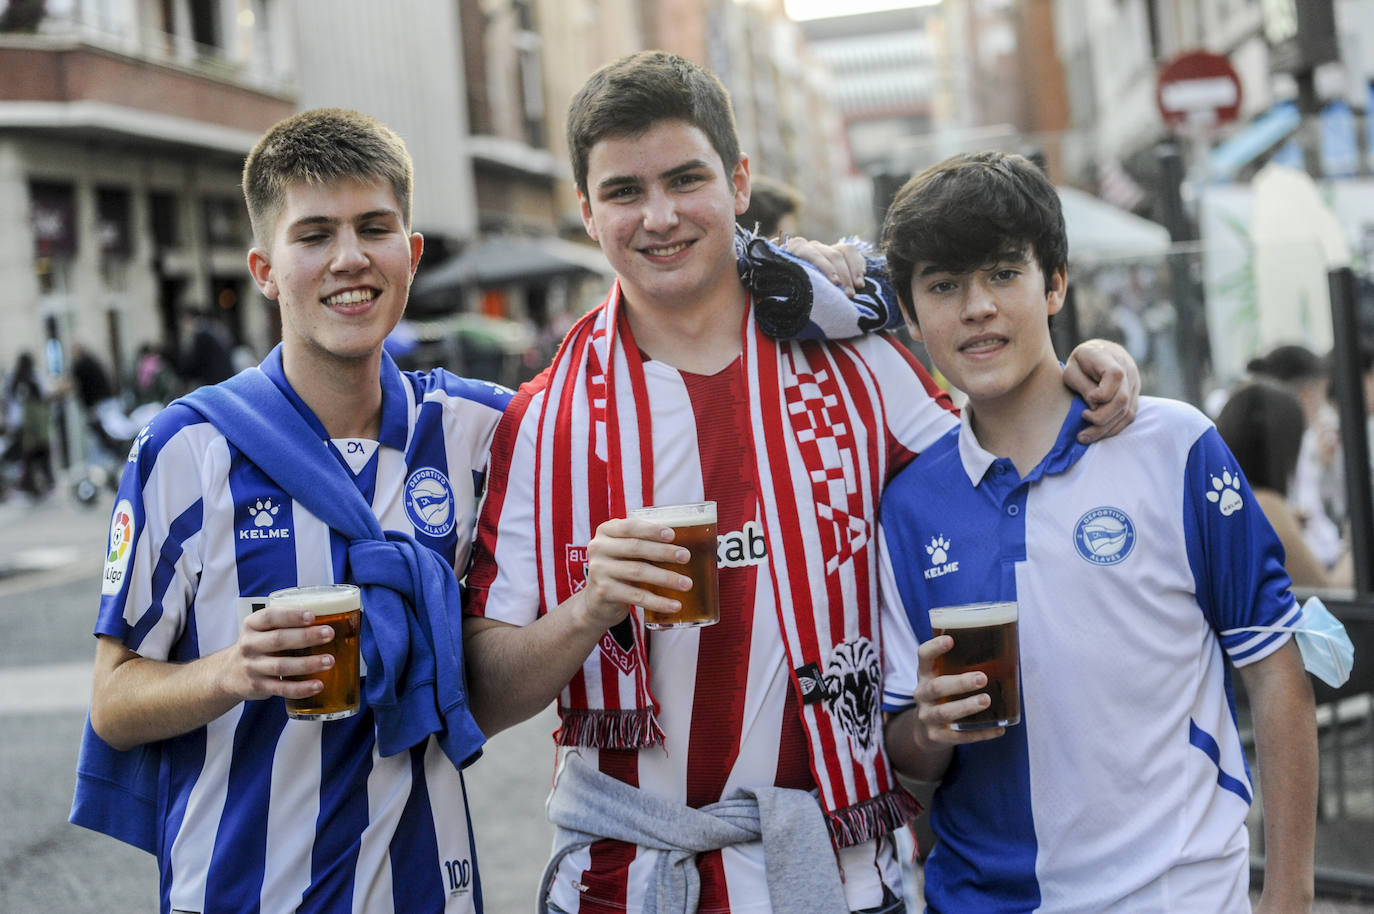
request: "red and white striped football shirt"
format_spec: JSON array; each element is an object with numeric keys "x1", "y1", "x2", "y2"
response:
[{"x1": 468, "y1": 333, "x2": 955, "y2": 912}]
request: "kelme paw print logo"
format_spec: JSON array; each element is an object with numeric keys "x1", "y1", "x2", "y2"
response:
[
  {"x1": 926, "y1": 535, "x2": 950, "y2": 566},
  {"x1": 1206, "y1": 470, "x2": 1244, "y2": 517},
  {"x1": 248, "y1": 498, "x2": 280, "y2": 528}
]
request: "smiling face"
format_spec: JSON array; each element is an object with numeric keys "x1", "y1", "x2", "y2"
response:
[
  {"x1": 907, "y1": 249, "x2": 1067, "y2": 407},
  {"x1": 248, "y1": 177, "x2": 422, "y2": 376},
  {"x1": 578, "y1": 119, "x2": 750, "y2": 317}
]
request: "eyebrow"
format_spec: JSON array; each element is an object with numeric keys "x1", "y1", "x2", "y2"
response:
[
  {"x1": 595, "y1": 159, "x2": 714, "y2": 193},
  {"x1": 918, "y1": 250, "x2": 1028, "y2": 276},
  {"x1": 287, "y1": 209, "x2": 401, "y2": 230}
]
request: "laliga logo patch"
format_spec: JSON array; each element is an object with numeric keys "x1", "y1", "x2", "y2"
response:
[
  {"x1": 102, "y1": 499, "x2": 135, "y2": 595},
  {"x1": 404, "y1": 468, "x2": 455, "y2": 537},
  {"x1": 1074, "y1": 506, "x2": 1136, "y2": 565}
]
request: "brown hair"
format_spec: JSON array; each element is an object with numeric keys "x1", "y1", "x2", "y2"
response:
[
  {"x1": 242, "y1": 108, "x2": 414, "y2": 246},
  {"x1": 566, "y1": 50, "x2": 741, "y2": 198}
]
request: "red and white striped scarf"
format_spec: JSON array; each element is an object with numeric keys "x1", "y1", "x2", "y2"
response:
[{"x1": 534, "y1": 281, "x2": 918, "y2": 845}]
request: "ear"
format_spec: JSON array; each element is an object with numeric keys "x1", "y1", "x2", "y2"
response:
[
  {"x1": 1045, "y1": 266, "x2": 1068, "y2": 316},
  {"x1": 732, "y1": 153, "x2": 751, "y2": 216},
  {"x1": 578, "y1": 191, "x2": 599, "y2": 242},
  {"x1": 904, "y1": 308, "x2": 924, "y2": 343},
  {"x1": 408, "y1": 231, "x2": 424, "y2": 279},
  {"x1": 247, "y1": 247, "x2": 278, "y2": 301}
]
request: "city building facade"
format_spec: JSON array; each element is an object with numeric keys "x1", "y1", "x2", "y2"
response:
[{"x1": 0, "y1": 0, "x2": 293, "y2": 390}]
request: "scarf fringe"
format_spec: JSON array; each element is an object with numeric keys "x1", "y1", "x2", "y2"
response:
[
  {"x1": 825, "y1": 788, "x2": 923, "y2": 848},
  {"x1": 555, "y1": 707, "x2": 665, "y2": 749}
]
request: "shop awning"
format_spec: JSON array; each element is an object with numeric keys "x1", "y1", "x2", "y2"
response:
[
  {"x1": 1208, "y1": 102, "x2": 1301, "y2": 182},
  {"x1": 411, "y1": 234, "x2": 612, "y2": 301},
  {"x1": 1057, "y1": 186, "x2": 1171, "y2": 261}
]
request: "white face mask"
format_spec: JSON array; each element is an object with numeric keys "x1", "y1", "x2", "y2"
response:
[{"x1": 1223, "y1": 597, "x2": 1354, "y2": 688}]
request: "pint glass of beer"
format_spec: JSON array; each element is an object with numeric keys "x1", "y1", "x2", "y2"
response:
[
  {"x1": 271, "y1": 584, "x2": 363, "y2": 721},
  {"x1": 929, "y1": 601, "x2": 1020, "y2": 730},
  {"x1": 628, "y1": 501, "x2": 720, "y2": 629}
]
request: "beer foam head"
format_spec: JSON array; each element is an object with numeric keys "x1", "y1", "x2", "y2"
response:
[
  {"x1": 929, "y1": 601, "x2": 1017, "y2": 629},
  {"x1": 269, "y1": 584, "x2": 361, "y2": 615},
  {"x1": 629, "y1": 501, "x2": 716, "y2": 527}
]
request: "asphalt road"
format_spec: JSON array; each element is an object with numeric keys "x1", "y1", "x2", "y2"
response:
[{"x1": 0, "y1": 493, "x2": 557, "y2": 913}]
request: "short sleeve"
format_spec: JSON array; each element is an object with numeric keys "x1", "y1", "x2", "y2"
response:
[
  {"x1": 879, "y1": 524, "x2": 923, "y2": 712},
  {"x1": 463, "y1": 384, "x2": 545, "y2": 626},
  {"x1": 95, "y1": 407, "x2": 212, "y2": 661},
  {"x1": 1182, "y1": 426, "x2": 1300, "y2": 667}
]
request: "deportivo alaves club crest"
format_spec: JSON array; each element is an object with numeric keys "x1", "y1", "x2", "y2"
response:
[
  {"x1": 404, "y1": 468, "x2": 456, "y2": 537},
  {"x1": 1074, "y1": 506, "x2": 1136, "y2": 565}
]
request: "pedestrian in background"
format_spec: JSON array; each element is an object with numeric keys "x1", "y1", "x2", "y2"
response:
[
  {"x1": 1247, "y1": 343, "x2": 1345, "y2": 571},
  {"x1": 177, "y1": 307, "x2": 236, "y2": 390},
  {"x1": 1217, "y1": 381, "x2": 1353, "y2": 590},
  {"x1": 130, "y1": 342, "x2": 178, "y2": 408},
  {"x1": 6, "y1": 350, "x2": 54, "y2": 498},
  {"x1": 737, "y1": 174, "x2": 802, "y2": 238}
]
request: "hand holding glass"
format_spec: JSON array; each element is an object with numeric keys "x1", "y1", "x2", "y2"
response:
[
  {"x1": 628, "y1": 501, "x2": 720, "y2": 630},
  {"x1": 929, "y1": 601, "x2": 1020, "y2": 730},
  {"x1": 271, "y1": 584, "x2": 363, "y2": 721}
]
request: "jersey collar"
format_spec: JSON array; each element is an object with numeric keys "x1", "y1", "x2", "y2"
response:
[
  {"x1": 957, "y1": 395, "x2": 1092, "y2": 487},
  {"x1": 258, "y1": 344, "x2": 409, "y2": 451}
]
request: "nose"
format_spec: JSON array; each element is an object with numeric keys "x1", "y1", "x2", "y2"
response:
[
  {"x1": 331, "y1": 228, "x2": 369, "y2": 272},
  {"x1": 961, "y1": 279, "x2": 997, "y2": 322},
  {"x1": 641, "y1": 188, "x2": 679, "y2": 233}
]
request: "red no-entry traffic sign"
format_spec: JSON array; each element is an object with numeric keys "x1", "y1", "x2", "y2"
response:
[{"x1": 1156, "y1": 50, "x2": 1242, "y2": 128}]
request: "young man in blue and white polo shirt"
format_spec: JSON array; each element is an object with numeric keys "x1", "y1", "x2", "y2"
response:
[
  {"x1": 71, "y1": 109, "x2": 507, "y2": 913},
  {"x1": 876, "y1": 151, "x2": 1317, "y2": 914}
]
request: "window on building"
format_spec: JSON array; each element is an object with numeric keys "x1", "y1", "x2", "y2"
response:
[
  {"x1": 97, "y1": 187, "x2": 132, "y2": 258},
  {"x1": 149, "y1": 191, "x2": 180, "y2": 249},
  {"x1": 30, "y1": 182, "x2": 77, "y2": 259},
  {"x1": 514, "y1": 0, "x2": 545, "y2": 148},
  {"x1": 202, "y1": 196, "x2": 243, "y2": 247},
  {"x1": 189, "y1": 0, "x2": 220, "y2": 49}
]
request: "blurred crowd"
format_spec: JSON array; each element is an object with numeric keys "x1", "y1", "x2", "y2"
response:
[
  {"x1": 0, "y1": 309, "x2": 249, "y2": 503},
  {"x1": 1211, "y1": 340, "x2": 1374, "y2": 591}
]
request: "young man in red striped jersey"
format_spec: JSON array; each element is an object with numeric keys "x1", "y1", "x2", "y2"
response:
[{"x1": 462, "y1": 51, "x2": 1139, "y2": 914}]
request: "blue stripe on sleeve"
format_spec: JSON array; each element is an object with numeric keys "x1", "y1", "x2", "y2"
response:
[{"x1": 128, "y1": 499, "x2": 203, "y2": 652}]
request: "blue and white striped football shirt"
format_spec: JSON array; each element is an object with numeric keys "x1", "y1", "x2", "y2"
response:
[
  {"x1": 92, "y1": 349, "x2": 509, "y2": 914},
  {"x1": 879, "y1": 396, "x2": 1299, "y2": 914}
]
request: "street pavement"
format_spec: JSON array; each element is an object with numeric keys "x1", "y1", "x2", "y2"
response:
[{"x1": 1, "y1": 489, "x2": 1371, "y2": 912}]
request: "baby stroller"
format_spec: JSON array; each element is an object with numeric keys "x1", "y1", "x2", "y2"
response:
[{"x1": 73, "y1": 397, "x2": 160, "y2": 506}]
